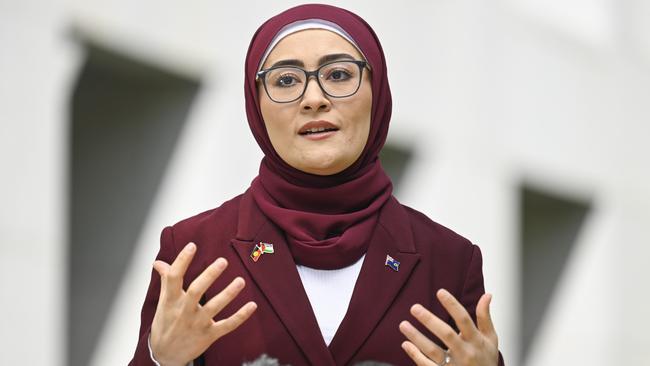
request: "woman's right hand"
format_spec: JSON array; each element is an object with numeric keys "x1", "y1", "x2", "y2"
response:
[{"x1": 149, "y1": 242, "x2": 257, "y2": 366}]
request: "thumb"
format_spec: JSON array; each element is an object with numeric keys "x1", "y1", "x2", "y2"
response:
[
  {"x1": 153, "y1": 260, "x2": 171, "y2": 297},
  {"x1": 153, "y1": 260, "x2": 171, "y2": 277},
  {"x1": 476, "y1": 293, "x2": 498, "y2": 345}
]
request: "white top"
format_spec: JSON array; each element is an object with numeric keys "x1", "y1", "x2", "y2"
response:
[{"x1": 296, "y1": 254, "x2": 365, "y2": 345}]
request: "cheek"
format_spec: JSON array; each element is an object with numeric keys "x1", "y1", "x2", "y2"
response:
[
  {"x1": 349, "y1": 93, "x2": 372, "y2": 144},
  {"x1": 260, "y1": 100, "x2": 288, "y2": 141}
]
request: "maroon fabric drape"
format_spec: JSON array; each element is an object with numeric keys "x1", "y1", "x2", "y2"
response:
[{"x1": 244, "y1": 4, "x2": 394, "y2": 269}]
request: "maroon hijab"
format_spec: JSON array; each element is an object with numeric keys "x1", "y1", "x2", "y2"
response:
[{"x1": 245, "y1": 4, "x2": 393, "y2": 269}]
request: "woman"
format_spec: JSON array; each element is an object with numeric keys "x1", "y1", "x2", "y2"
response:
[{"x1": 129, "y1": 4, "x2": 503, "y2": 366}]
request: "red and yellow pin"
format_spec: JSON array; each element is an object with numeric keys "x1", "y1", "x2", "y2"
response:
[{"x1": 250, "y1": 242, "x2": 274, "y2": 262}]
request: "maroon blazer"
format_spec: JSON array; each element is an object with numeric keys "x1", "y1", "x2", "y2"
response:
[{"x1": 129, "y1": 190, "x2": 504, "y2": 365}]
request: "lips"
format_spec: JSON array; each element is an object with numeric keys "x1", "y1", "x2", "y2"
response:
[{"x1": 298, "y1": 120, "x2": 340, "y2": 135}]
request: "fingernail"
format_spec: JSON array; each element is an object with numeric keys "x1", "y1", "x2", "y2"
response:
[
  {"x1": 215, "y1": 257, "x2": 227, "y2": 269},
  {"x1": 401, "y1": 341, "x2": 411, "y2": 352},
  {"x1": 438, "y1": 288, "x2": 450, "y2": 299},
  {"x1": 399, "y1": 320, "x2": 411, "y2": 331},
  {"x1": 411, "y1": 304, "x2": 423, "y2": 316},
  {"x1": 186, "y1": 242, "x2": 196, "y2": 252}
]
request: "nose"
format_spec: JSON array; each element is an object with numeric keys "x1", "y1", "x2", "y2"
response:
[{"x1": 300, "y1": 76, "x2": 331, "y2": 113}]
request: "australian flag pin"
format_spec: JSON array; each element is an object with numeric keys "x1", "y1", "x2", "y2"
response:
[
  {"x1": 385, "y1": 254, "x2": 400, "y2": 271},
  {"x1": 250, "y1": 242, "x2": 274, "y2": 262}
]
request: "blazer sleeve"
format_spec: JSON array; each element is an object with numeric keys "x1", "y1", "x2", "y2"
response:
[
  {"x1": 128, "y1": 226, "x2": 178, "y2": 366},
  {"x1": 460, "y1": 244, "x2": 505, "y2": 366}
]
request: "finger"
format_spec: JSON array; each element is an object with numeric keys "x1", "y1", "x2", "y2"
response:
[
  {"x1": 410, "y1": 303, "x2": 463, "y2": 351},
  {"x1": 152, "y1": 260, "x2": 171, "y2": 278},
  {"x1": 203, "y1": 277, "x2": 246, "y2": 318},
  {"x1": 152, "y1": 260, "x2": 172, "y2": 300},
  {"x1": 401, "y1": 341, "x2": 437, "y2": 366},
  {"x1": 185, "y1": 258, "x2": 228, "y2": 304},
  {"x1": 211, "y1": 301, "x2": 257, "y2": 340},
  {"x1": 437, "y1": 288, "x2": 480, "y2": 341},
  {"x1": 399, "y1": 320, "x2": 446, "y2": 362},
  {"x1": 166, "y1": 243, "x2": 197, "y2": 293},
  {"x1": 476, "y1": 293, "x2": 498, "y2": 345}
]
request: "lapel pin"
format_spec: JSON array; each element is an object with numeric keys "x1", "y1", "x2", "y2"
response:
[
  {"x1": 385, "y1": 254, "x2": 400, "y2": 271},
  {"x1": 251, "y1": 241, "x2": 274, "y2": 262}
]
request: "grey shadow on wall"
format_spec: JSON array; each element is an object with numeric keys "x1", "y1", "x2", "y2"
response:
[
  {"x1": 379, "y1": 142, "x2": 415, "y2": 194},
  {"x1": 68, "y1": 41, "x2": 201, "y2": 366},
  {"x1": 519, "y1": 184, "x2": 592, "y2": 365}
]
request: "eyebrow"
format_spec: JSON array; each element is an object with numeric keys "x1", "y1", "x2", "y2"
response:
[{"x1": 269, "y1": 53, "x2": 356, "y2": 68}]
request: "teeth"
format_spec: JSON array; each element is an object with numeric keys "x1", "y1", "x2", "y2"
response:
[{"x1": 307, "y1": 127, "x2": 328, "y2": 133}]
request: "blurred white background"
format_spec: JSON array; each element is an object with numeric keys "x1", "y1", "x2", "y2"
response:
[{"x1": 1, "y1": 0, "x2": 649, "y2": 365}]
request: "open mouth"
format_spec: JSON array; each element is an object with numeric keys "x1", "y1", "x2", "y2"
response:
[
  {"x1": 298, "y1": 120, "x2": 340, "y2": 137},
  {"x1": 299, "y1": 127, "x2": 339, "y2": 135}
]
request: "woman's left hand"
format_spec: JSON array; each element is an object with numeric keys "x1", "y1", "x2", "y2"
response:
[{"x1": 399, "y1": 289, "x2": 499, "y2": 366}]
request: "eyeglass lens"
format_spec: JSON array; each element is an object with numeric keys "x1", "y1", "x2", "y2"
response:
[{"x1": 264, "y1": 61, "x2": 362, "y2": 102}]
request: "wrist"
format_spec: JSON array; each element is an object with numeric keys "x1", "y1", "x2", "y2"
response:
[{"x1": 148, "y1": 333, "x2": 187, "y2": 366}]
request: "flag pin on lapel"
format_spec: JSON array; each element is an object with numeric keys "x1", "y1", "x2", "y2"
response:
[
  {"x1": 251, "y1": 242, "x2": 274, "y2": 262},
  {"x1": 385, "y1": 254, "x2": 400, "y2": 271}
]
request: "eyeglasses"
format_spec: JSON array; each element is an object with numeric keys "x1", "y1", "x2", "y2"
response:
[{"x1": 256, "y1": 60, "x2": 369, "y2": 103}]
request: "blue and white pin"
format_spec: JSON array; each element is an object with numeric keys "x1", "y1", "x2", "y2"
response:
[{"x1": 385, "y1": 254, "x2": 400, "y2": 271}]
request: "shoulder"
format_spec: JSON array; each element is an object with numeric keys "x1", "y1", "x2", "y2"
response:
[
  {"x1": 401, "y1": 203, "x2": 474, "y2": 249},
  {"x1": 399, "y1": 202, "x2": 480, "y2": 271},
  {"x1": 164, "y1": 194, "x2": 244, "y2": 246},
  {"x1": 399, "y1": 203, "x2": 485, "y2": 299}
]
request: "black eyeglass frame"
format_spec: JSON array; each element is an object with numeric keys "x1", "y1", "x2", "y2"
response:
[{"x1": 256, "y1": 60, "x2": 369, "y2": 103}]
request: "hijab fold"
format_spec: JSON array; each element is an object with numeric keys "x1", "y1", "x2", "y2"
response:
[{"x1": 244, "y1": 4, "x2": 394, "y2": 269}]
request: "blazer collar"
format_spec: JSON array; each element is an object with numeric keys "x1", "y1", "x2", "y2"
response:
[
  {"x1": 328, "y1": 196, "x2": 420, "y2": 364},
  {"x1": 231, "y1": 190, "x2": 335, "y2": 365},
  {"x1": 234, "y1": 188, "x2": 268, "y2": 242},
  {"x1": 232, "y1": 191, "x2": 420, "y2": 365}
]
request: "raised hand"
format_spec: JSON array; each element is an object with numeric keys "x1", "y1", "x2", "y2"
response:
[
  {"x1": 150, "y1": 242, "x2": 257, "y2": 366},
  {"x1": 399, "y1": 289, "x2": 498, "y2": 366}
]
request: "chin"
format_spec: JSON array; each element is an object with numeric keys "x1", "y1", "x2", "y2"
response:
[
  {"x1": 301, "y1": 164, "x2": 344, "y2": 176},
  {"x1": 288, "y1": 146, "x2": 361, "y2": 175},
  {"x1": 298, "y1": 157, "x2": 347, "y2": 176}
]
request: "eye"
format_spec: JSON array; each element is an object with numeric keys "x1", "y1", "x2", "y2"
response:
[
  {"x1": 326, "y1": 69, "x2": 352, "y2": 81},
  {"x1": 273, "y1": 73, "x2": 300, "y2": 87}
]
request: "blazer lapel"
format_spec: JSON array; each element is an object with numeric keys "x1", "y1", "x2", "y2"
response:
[
  {"x1": 329, "y1": 197, "x2": 421, "y2": 365},
  {"x1": 230, "y1": 191, "x2": 335, "y2": 365}
]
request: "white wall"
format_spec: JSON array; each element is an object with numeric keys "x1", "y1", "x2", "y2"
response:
[
  {"x1": 0, "y1": 1, "x2": 81, "y2": 364},
  {"x1": 1, "y1": 0, "x2": 649, "y2": 364}
]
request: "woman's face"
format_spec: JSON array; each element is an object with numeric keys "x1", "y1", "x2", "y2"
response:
[{"x1": 258, "y1": 29, "x2": 372, "y2": 176}]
